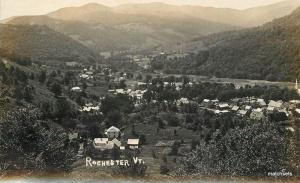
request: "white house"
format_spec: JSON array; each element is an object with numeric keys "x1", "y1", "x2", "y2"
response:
[
  {"x1": 250, "y1": 110, "x2": 265, "y2": 121},
  {"x1": 257, "y1": 99, "x2": 267, "y2": 106},
  {"x1": 238, "y1": 110, "x2": 248, "y2": 116},
  {"x1": 219, "y1": 103, "x2": 230, "y2": 109},
  {"x1": 65, "y1": 62, "x2": 80, "y2": 67},
  {"x1": 231, "y1": 106, "x2": 239, "y2": 112},
  {"x1": 127, "y1": 139, "x2": 140, "y2": 149},
  {"x1": 177, "y1": 98, "x2": 189, "y2": 105},
  {"x1": 71, "y1": 87, "x2": 82, "y2": 92},
  {"x1": 105, "y1": 126, "x2": 121, "y2": 139},
  {"x1": 93, "y1": 138, "x2": 115, "y2": 150},
  {"x1": 245, "y1": 106, "x2": 252, "y2": 111},
  {"x1": 268, "y1": 100, "x2": 283, "y2": 109}
]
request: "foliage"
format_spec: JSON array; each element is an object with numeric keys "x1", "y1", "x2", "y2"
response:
[
  {"x1": 113, "y1": 150, "x2": 147, "y2": 177},
  {"x1": 0, "y1": 108, "x2": 76, "y2": 172},
  {"x1": 101, "y1": 94, "x2": 134, "y2": 116},
  {"x1": 151, "y1": 9, "x2": 300, "y2": 82},
  {"x1": 181, "y1": 121, "x2": 293, "y2": 176}
]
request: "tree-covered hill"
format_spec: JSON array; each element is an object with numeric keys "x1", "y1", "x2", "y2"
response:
[
  {"x1": 0, "y1": 24, "x2": 97, "y2": 63},
  {"x1": 7, "y1": 4, "x2": 238, "y2": 52},
  {"x1": 165, "y1": 7, "x2": 300, "y2": 82}
]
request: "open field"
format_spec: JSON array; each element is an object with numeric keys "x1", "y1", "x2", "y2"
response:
[{"x1": 157, "y1": 74, "x2": 295, "y2": 89}]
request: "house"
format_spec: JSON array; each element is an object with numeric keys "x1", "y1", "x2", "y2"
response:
[
  {"x1": 127, "y1": 139, "x2": 140, "y2": 149},
  {"x1": 295, "y1": 108, "x2": 300, "y2": 116},
  {"x1": 105, "y1": 126, "x2": 121, "y2": 139},
  {"x1": 231, "y1": 106, "x2": 239, "y2": 112},
  {"x1": 257, "y1": 99, "x2": 267, "y2": 106},
  {"x1": 93, "y1": 138, "x2": 115, "y2": 150},
  {"x1": 220, "y1": 110, "x2": 230, "y2": 114},
  {"x1": 268, "y1": 100, "x2": 283, "y2": 109},
  {"x1": 71, "y1": 87, "x2": 82, "y2": 92},
  {"x1": 290, "y1": 100, "x2": 300, "y2": 104},
  {"x1": 80, "y1": 74, "x2": 92, "y2": 79},
  {"x1": 175, "y1": 82, "x2": 183, "y2": 87},
  {"x1": 286, "y1": 127, "x2": 295, "y2": 133},
  {"x1": 81, "y1": 106, "x2": 100, "y2": 112},
  {"x1": 250, "y1": 110, "x2": 265, "y2": 121},
  {"x1": 138, "y1": 82, "x2": 147, "y2": 86},
  {"x1": 203, "y1": 99, "x2": 210, "y2": 103},
  {"x1": 238, "y1": 110, "x2": 249, "y2": 116},
  {"x1": 219, "y1": 103, "x2": 230, "y2": 109},
  {"x1": 65, "y1": 62, "x2": 80, "y2": 67},
  {"x1": 100, "y1": 52, "x2": 112, "y2": 59},
  {"x1": 278, "y1": 108, "x2": 289, "y2": 117},
  {"x1": 214, "y1": 110, "x2": 221, "y2": 114},
  {"x1": 202, "y1": 99, "x2": 212, "y2": 107},
  {"x1": 68, "y1": 133, "x2": 79, "y2": 141},
  {"x1": 245, "y1": 106, "x2": 252, "y2": 111},
  {"x1": 267, "y1": 106, "x2": 275, "y2": 111},
  {"x1": 177, "y1": 98, "x2": 189, "y2": 105}
]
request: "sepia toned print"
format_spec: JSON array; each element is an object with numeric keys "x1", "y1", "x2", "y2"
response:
[{"x1": 0, "y1": 0, "x2": 299, "y2": 182}]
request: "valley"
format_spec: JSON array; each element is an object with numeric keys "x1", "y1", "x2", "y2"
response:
[{"x1": 0, "y1": 0, "x2": 299, "y2": 180}]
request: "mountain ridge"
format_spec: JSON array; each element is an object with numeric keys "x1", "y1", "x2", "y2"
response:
[
  {"x1": 169, "y1": 5, "x2": 300, "y2": 81},
  {"x1": 0, "y1": 24, "x2": 98, "y2": 63}
]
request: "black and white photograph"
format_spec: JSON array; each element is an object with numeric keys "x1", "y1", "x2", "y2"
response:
[{"x1": 0, "y1": 0, "x2": 299, "y2": 182}]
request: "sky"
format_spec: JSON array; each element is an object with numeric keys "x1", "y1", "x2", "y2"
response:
[{"x1": 0, "y1": 0, "x2": 286, "y2": 20}]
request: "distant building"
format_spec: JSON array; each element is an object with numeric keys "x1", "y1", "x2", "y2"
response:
[
  {"x1": 268, "y1": 100, "x2": 283, "y2": 109},
  {"x1": 245, "y1": 106, "x2": 252, "y2": 111},
  {"x1": 267, "y1": 106, "x2": 275, "y2": 111},
  {"x1": 231, "y1": 106, "x2": 239, "y2": 112},
  {"x1": 238, "y1": 110, "x2": 249, "y2": 116},
  {"x1": 177, "y1": 98, "x2": 189, "y2": 105},
  {"x1": 219, "y1": 103, "x2": 230, "y2": 110},
  {"x1": 93, "y1": 138, "x2": 115, "y2": 150},
  {"x1": 257, "y1": 99, "x2": 267, "y2": 106},
  {"x1": 127, "y1": 139, "x2": 140, "y2": 150},
  {"x1": 71, "y1": 87, "x2": 82, "y2": 92},
  {"x1": 100, "y1": 52, "x2": 112, "y2": 59},
  {"x1": 68, "y1": 133, "x2": 79, "y2": 141},
  {"x1": 250, "y1": 110, "x2": 265, "y2": 121},
  {"x1": 65, "y1": 62, "x2": 80, "y2": 67},
  {"x1": 295, "y1": 79, "x2": 300, "y2": 95},
  {"x1": 105, "y1": 126, "x2": 121, "y2": 140}
]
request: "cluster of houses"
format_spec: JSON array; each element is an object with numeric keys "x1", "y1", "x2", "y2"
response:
[
  {"x1": 92, "y1": 126, "x2": 140, "y2": 158},
  {"x1": 79, "y1": 103, "x2": 101, "y2": 113},
  {"x1": 200, "y1": 97, "x2": 300, "y2": 121},
  {"x1": 68, "y1": 126, "x2": 140, "y2": 159},
  {"x1": 109, "y1": 88, "x2": 147, "y2": 100}
]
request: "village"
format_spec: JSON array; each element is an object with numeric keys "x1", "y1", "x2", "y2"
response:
[{"x1": 58, "y1": 51, "x2": 300, "y2": 175}]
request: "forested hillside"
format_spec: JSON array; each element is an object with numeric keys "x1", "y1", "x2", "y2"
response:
[
  {"x1": 0, "y1": 24, "x2": 97, "y2": 63},
  {"x1": 7, "y1": 3, "x2": 238, "y2": 52},
  {"x1": 161, "y1": 7, "x2": 300, "y2": 82}
]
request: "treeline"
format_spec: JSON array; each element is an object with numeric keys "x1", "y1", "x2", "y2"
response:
[{"x1": 143, "y1": 77, "x2": 299, "y2": 102}]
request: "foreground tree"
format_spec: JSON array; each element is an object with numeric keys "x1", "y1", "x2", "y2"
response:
[
  {"x1": 0, "y1": 108, "x2": 76, "y2": 174},
  {"x1": 180, "y1": 121, "x2": 294, "y2": 176}
]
